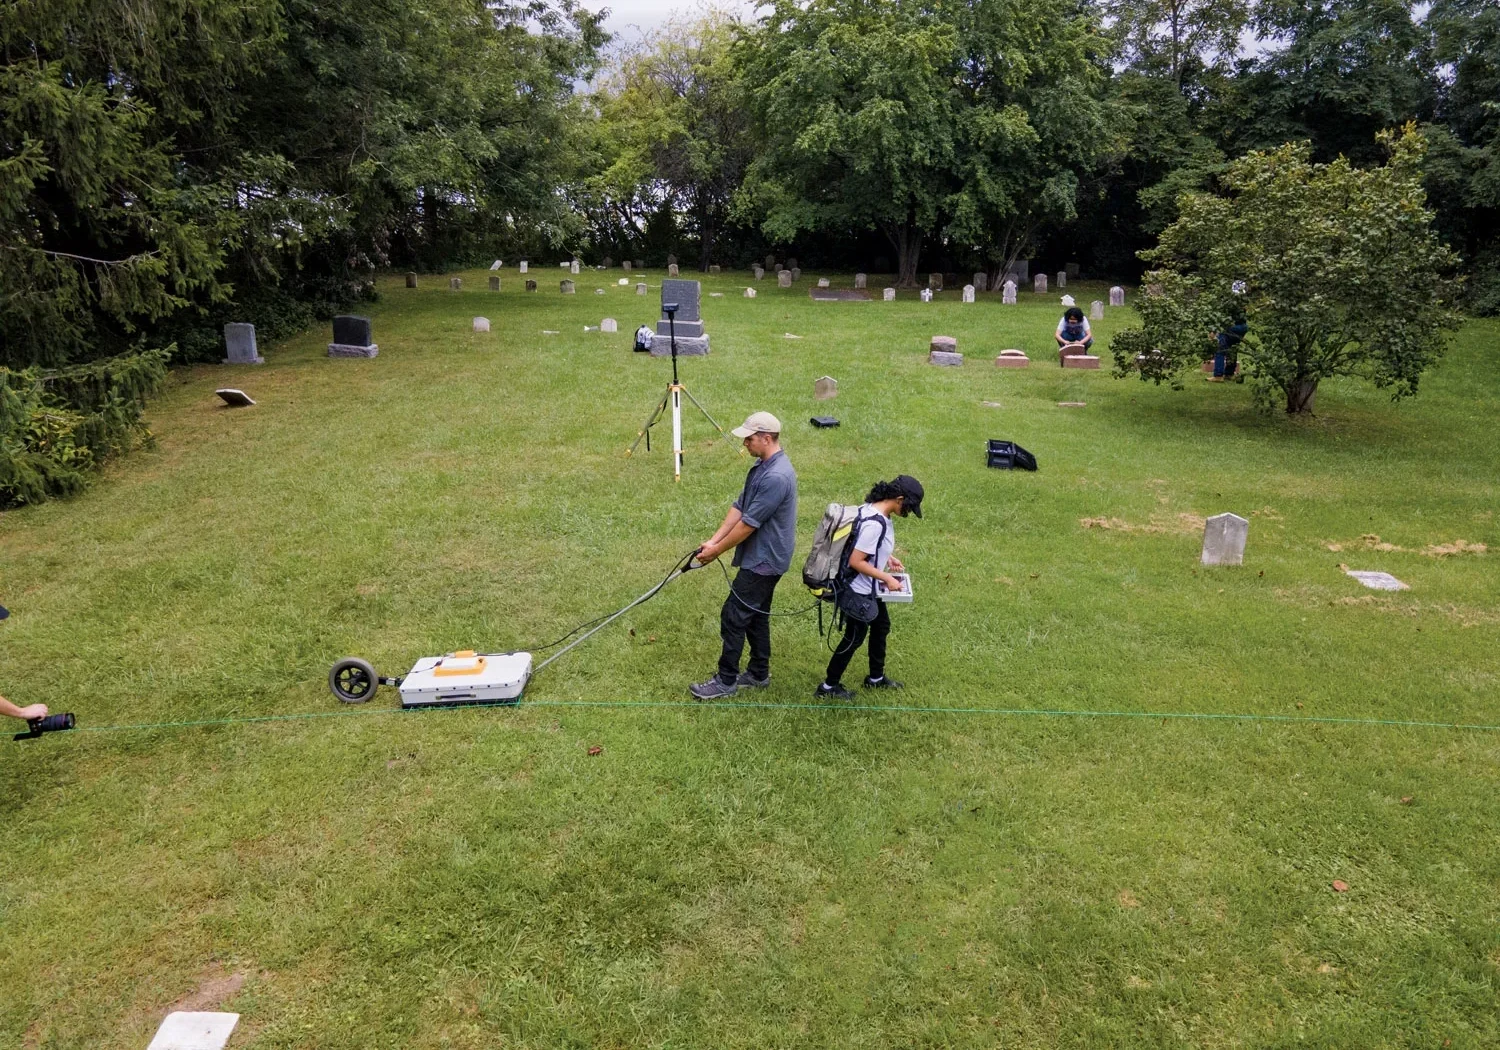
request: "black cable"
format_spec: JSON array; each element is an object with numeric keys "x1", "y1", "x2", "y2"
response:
[
  {"x1": 715, "y1": 558, "x2": 822, "y2": 618},
  {"x1": 529, "y1": 548, "x2": 700, "y2": 652}
]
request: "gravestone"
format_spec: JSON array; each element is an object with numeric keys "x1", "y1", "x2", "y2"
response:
[
  {"x1": 1345, "y1": 569, "x2": 1408, "y2": 591},
  {"x1": 779, "y1": 270, "x2": 793, "y2": 288},
  {"x1": 653, "y1": 278, "x2": 709, "y2": 355},
  {"x1": 519, "y1": 261, "x2": 528, "y2": 274},
  {"x1": 328, "y1": 315, "x2": 377, "y2": 358},
  {"x1": 147, "y1": 1011, "x2": 240, "y2": 1050},
  {"x1": 709, "y1": 264, "x2": 720, "y2": 275},
  {"x1": 754, "y1": 266, "x2": 765, "y2": 279},
  {"x1": 1066, "y1": 261, "x2": 1080, "y2": 279},
  {"x1": 490, "y1": 260, "x2": 502, "y2": 270},
  {"x1": 1002, "y1": 281, "x2": 1017, "y2": 304},
  {"x1": 817, "y1": 277, "x2": 830, "y2": 288},
  {"x1": 883, "y1": 287, "x2": 896, "y2": 301},
  {"x1": 560, "y1": 261, "x2": 569, "y2": 269},
  {"x1": 667, "y1": 254, "x2": 678, "y2": 266},
  {"x1": 570, "y1": 259, "x2": 580, "y2": 275},
  {"x1": 1056, "y1": 271, "x2": 1067, "y2": 289},
  {"x1": 854, "y1": 273, "x2": 867, "y2": 289},
  {"x1": 601, "y1": 318, "x2": 618, "y2": 333},
  {"x1": 815, "y1": 375, "x2": 838, "y2": 400},
  {"x1": 973, "y1": 272, "x2": 988, "y2": 293},
  {"x1": 1004, "y1": 259, "x2": 1030, "y2": 284},
  {"x1": 449, "y1": 277, "x2": 462, "y2": 291},
  {"x1": 618, "y1": 277, "x2": 629, "y2": 285},
  {"x1": 962, "y1": 285, "x2": 975, "y2": 303},
  {"x1": 920, "y1": 288, "x2": 933, "y2": 302},
  {"x1": 623, "y1": 260, "x2": 632, "y2": 272},
  {"x1": 668, "y1": 263, "x2": 680, "y2": 277},
  {"x1": 560, "y1": 279, "x2": 575, "y2": 294},
  {"x1": 405, "y1": 272, "x2": 417, "y2": 288},
  {"x1": 473, "y1": 317, "x2": 490, "y2": 332},
  {"x1": 489, "y1": 276, "x2": 501, "y2": 292},
  {"x1": 634, "y1": 259, "x2": 644, "y2": 269},
  {"x1": 595, "y1": 288, "x2": 605, "y2": 295},
  {"x1": 930, "y1": 335, "x2": 957, "y2": 354},
  {"x1": 1110, "y1": 285, "x2": 1125, "y2": 306},
  {"x1": 602, "y1": 256, "x2": 612, "y2": 268},
  {"x1": 1033, "y1": 273, "x2": 1048, "y2": 293},
  {"x1": 1090, "y1": 300, "x2": 1104, "y2": 320},
  {"x1": 1201, "y1": 513, "x2": 1249, "y2": 567},
  {"x1": 525, "y1": 280, "x2": 537, "y2": 292},
  {"x1": 1060, "y1": 353, "x2": 1100, "y2": 370},
  {"x1": 744, "y1": 287, "x2": 757, "y2": 298},
  {"x1": 929, "y1": 273, "x2": 943, "y2": 290},
  {"x1": 223, "y1": 323, "x2": 263, "y2": 364},
  {"x1": 636, "y1": 283, "x2": 648, "y2": 295},
  {"x1": 765, "y1": 253, "x2": 777, "y2": 269},
  {"x1": 995, "y1": 349, "x2": 1029, "y2": 368},
  {"x1": 929, "y1": 349, "x2": 963, "y2": 366},
  {"x1": 215, "y1": 388, "x2": 255, "y2": 406},
  {"x1": 790, "y1": 267, "x2": 801, "y2": 281},
  {"x1": 787, "y1": 256, "x2": 798, "y2": 269}
]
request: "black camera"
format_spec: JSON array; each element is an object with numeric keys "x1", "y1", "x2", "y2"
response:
[{"x1": 13, "y1": 712, "x2": 75, "y2": 742}]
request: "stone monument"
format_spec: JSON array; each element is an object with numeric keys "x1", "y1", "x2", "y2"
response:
[
  {"x1": 995, "y1": 349, "x2": 1029, "y2": 368},
  {"x1": 223, "y1": 323, "x2": 263, "y2": 364},
  {"x1": 709, "y1": 264, "x2": 720, "y2": 275},
  {"x1": 449, "y1": 277, "x2": 461, "y2": 291},
  {"x1": 744, "y1": 287, "x2": 757, "y2": 298},
  {"x1": 790, "y1": 267, "x2": 801, "y2": 281},
  {"x1": 814, "y1": 376, "x2": 838, "y2": 400},
  {"x1": 929, "y1": 273, "x2": 943, "y2": 290},
  {"x1": 1110, "y1": 286, "x2": 1125, "y2": 306},
  {"x1": 1033, "y1": 273, "x2": 1048, "y2": 293},
  {"x1": 601, "y1": 318, "x2": 618, "y2": 333},
  {"x1": 668, "y1": 263, "x2": 680, "y2": 277},
  {"x1": 962, "y1": 285, "x2": 975, "y2": 303},
  {"x1": 920, "y1": 288, "x2": 933, "y2": 302},
  {"x1": 928, "y1": 335, "x2": 962, "y2": 366},
  {"x1": 560, "y1": 279, "x2": 575, "y2": 294},
  {"x1": 779, "y1": 270, "x2": 793, "y2": 288},
  {"x1": 855, "y1": 273, "x2": 868, "y2": 289},
  {"x1": 1090, "y1": 300, "x2": 1104, "y2": 320},
  {"x1": 883, "y1": 287, "x2": 896, "y2": 301},
  {"x1": 652, "y1": 278, "x2": 710, "y2": 356},
  {"x1": 519, "y1": 260, "x2": 528, "y2": 274},
  {"x1": 328, "y1": 315, "x2": 378, "y2": 358},
  {"x1": 570, "y1": 259, "x2": 581, "y2": 275},
  {"x1": 525, "y1": 280, "x2": 537, "y2": 292},
  {"x1": 1002, "y1": 281, "x2": 1017, "y2": 304},
  {"x1": 817, "y1": 277, "x2": 830, "y2": 288},
  {"x1": 636, "y1": 283, "x2": 648, "y2": 295},
  {"x1": 1201, "y1": 513, "x2": 1248, "y2": 567},
  {"x1": 405, "y1": 273, "x2": 417, "y2": 288},
  {"x1": 473, "y1": 317, "x2": 489, "y2": 332},
  {"x1": 489, "y1": 276, "x2": 500, "y2": 292},
  {"x1": 490, "y1": 260, "x2": 502, "y2": 270}
]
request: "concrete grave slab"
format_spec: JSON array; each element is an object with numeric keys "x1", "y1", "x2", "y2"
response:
[
  {"x1": 1346, "y1": 570, "x2": 1409, "y2": 591},
  {"x1": 215, "y1": 388, "x2": 255, "y2": 407},
  {"x1": 146, "y1": 1011, "x2": 240, "y2": 1050}
]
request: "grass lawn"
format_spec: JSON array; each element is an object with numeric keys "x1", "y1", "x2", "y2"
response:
[{"x1": 2, "y1": 266, "x2": 1498, "y2": 1048}]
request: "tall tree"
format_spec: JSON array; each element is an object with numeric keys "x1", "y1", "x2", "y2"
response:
[
  {"x1": 1106, "y1": 0, "x2": 1251, "y2": 91},
  {"x1": 1113, "y1": 128, "x2": 1461, "y2": 414}
]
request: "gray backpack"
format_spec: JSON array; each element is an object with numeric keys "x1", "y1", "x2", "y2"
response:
[{"x1": 802, "y1": 503, "x2": 886, "y2": 601}]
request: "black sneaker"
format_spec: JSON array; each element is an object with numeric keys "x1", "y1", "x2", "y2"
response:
[
  {"x1": 689, "y1": 676, "x2": 738, "y2": 700},
  {"x1": 863, "y1": 675, "x2": 904, "y2": 690},
  {"x1": 815, "y1": 682, "x2": 856, "y2": 701},
  {"x1": 735, "y1": 671, "x2": 771, "y2": 689}
]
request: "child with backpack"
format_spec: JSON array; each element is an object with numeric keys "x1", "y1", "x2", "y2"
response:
[{"x1": 815, "y1": 475, "x2": 924, "y2": 700}]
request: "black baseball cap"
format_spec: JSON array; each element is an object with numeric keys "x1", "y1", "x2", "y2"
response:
[{"x1": 892, "y1": 475, "x2": 924, "y2": 517}]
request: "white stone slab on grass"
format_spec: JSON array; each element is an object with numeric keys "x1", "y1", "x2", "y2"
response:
[
  {"x1": 147, "y1": 1012, "x2": 240, "y2": 1050},
  {"x1": 1345, "y1": 570, "x2": 1409, "y2": 591}
]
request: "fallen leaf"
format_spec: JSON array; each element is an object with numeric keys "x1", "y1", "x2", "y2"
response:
[
  {"x1": 587, "y1": 745, "x2": 603, "y2": 756},
  {"x1": 1331, "y1": 880, "x2": 1349, "y2": 892}
]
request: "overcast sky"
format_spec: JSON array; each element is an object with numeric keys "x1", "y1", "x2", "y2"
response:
[{"x1": 582, "y1": 0, "x2": 760, "y2": 47}]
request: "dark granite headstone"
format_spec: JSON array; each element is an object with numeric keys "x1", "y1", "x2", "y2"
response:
[
  {"x1": 654, "y1": 278, "x2": 709, "y2": 354},
  {"x1": 333, "y1": 316, "x2": 373, "y2": 347}
]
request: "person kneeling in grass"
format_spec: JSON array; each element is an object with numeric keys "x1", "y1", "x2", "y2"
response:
[
  {"x1": 816, "y1": 476, "x2": 924, "y2": 701},
  {"x1": 1055, "y1": 306, "x2": 1093, "y2": 352},
  {"x1": 0, "y1": 604, "x2": 47, "y2": 723}
]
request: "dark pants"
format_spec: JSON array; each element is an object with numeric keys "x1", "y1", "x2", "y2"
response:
[
  {"x1": 717, "y1": 569, "x2": 781, "y2": 684},
  {"x1": 1214, "y1": 333, "x2": 1241, "y2": 378},
  {"x1": 825, "y1": 600, "x2": 891, "y2": 686}
]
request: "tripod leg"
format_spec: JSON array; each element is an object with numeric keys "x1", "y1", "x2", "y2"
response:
[
  {"x1": 677, "y1": 385, "x2": 725, "y2": 433},
  {"x1": 627, "y1": 389, "x2": 672, "y2": 456}
]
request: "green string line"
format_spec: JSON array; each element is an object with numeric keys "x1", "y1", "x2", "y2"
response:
[{"x1": 60, "y1": 698, "x2": 1500, "y2": 737}]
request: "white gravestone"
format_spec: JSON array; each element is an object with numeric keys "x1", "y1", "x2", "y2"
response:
[
  {"x1": 814, "y1": 375, "x2": 838, "y2": 400},
  {"x1": 920, "y1": 288, "x2": 933, "y2": 302},
  {"x1": 817, "y1": 277, "x2": 830, "y2": 288},
  {"x1": 854, "y1": 273, "x2": 867, "y2": 289},
  {"x1": 1201, "y1": 513, "x2": 1249, "y2": 566},
  {"x1": 668, "y1": 263, "x2": 680, "y2": 277},
  {"x1": 744, "y1": 287, "x2": 757, "y2": 297},
  {"x1": 601, "y1": 318, "x2": 618, "y2": 332},
  {"x1": 1056, "y1": 270, "x2": 1067, "y2": 289},
  {"x1": 1110, "y1": 285, "x2": 1125, "y2": 306},
  {"x1": 571, "y1": 259, "x2": 580, "y2": 274},
  {"x1": 1060, "y1": 294, "x2": 1075, "y2": 307},
  {"x1": 883, "y1": 287, "x2": 896, "y2": 301},
  {"x1": 754, "y1": 266, "x2": 764, "y2": 279},
  {"x1": 1345, "y1": 570, "x2": 1409, "y2": 591},
  {"x1": 223, "y1": 323, "x2": 262, "y2": 364},
  {"x1": 215, "y1": 388, "x2": 255, "y2": 406},
  {"x1": 1033, "y1": 273, "x2": 1048, "y2": 293},
  {"x1": 473, "y1": 317, "x2": 489, "y2": 332},
  {"x1": 490, "y1": 260, "x2": 502, "y2": 270},
  {"x1": 1002, "y1": 281, "x2": 1017, "y2": 304},
  {"x1": 519, "y1": 261, "x2": 528, "y2": 273},
  {"x1": 618, "y1": 277, "x2": 629, "y2": 285},
  {"x1": 636, "y1": 283, "x2": 648, "y2": 295},
  {"x1": 449, "y1": 277, "x2": 461, "y2": 291},
  {"x1": 147, "y1": 1012, "x2": 240, "y2": 1050},
  {"x1": 962, "y1": 285, "x2": 975, "y2": 303},
  {"x1": 1091, "y1": 300, "x2": 1104, "y2": 320},
  {"x1": 778, "y1": 270, "x2": 792, "y2": 288}
]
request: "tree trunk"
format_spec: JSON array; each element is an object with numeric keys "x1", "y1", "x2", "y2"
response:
[
  {"x1": 1285, "y1": 378, "x2": 1318, "y2": 414},
  {"x1": 885, "y1": 213, "x2": 922, "y2": 288}
]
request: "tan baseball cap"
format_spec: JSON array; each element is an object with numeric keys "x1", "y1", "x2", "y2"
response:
[{"x1": 731, "y1": 411, "x2": 782, "y2": 438}]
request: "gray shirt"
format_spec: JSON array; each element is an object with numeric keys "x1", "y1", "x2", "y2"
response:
[{"x1": 731, "y1": 449, "x2": 798, "y2": 575}]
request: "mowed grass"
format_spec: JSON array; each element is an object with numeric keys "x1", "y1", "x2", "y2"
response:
[{"x1": 1, "y1": 265, "x2": 1498, "y2": 1048}]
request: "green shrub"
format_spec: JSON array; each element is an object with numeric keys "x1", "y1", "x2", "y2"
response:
[{"x1": 0, "y1": 347, "x2": 169, "y2": 507}]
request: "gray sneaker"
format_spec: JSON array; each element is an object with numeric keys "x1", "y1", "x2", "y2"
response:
[
  {"x1": 735, "y1": 671, "x2": 771, "y2": 689},
  {"x1": 689, "y1": 676, "x2": 739, "y2": 700}
]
